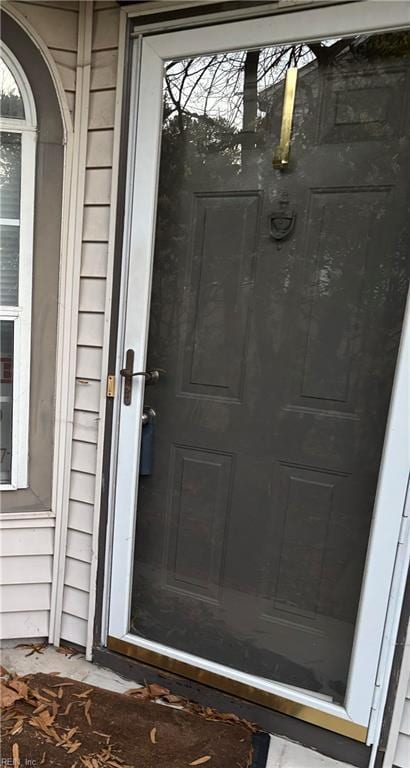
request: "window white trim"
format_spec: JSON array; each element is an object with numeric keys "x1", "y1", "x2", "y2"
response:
[{"x1": 1, "y1": 44, "x2": 37, "y2": 490}]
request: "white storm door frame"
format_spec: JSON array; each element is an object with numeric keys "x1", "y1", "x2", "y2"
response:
[{"x1": 108, "y1": 0, "x2": 410, "y2": 734}]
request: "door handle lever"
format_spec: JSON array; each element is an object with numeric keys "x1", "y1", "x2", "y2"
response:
[{"x1": 120, "y1": 349, "x2": 160, "y2": 405}]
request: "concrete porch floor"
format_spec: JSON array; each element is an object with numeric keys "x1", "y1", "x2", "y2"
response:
[{"x1": 1, "y1": 643, "x2": 354, "y2": 768}]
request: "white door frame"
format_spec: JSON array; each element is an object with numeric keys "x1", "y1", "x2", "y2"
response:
[{"x1": 107, "y1": 0, "x2": 410, "y2": 737}]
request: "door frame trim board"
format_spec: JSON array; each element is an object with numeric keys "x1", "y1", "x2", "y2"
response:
[{"x1": 103, "y1": 0, "x2": 410, "y2": 743}]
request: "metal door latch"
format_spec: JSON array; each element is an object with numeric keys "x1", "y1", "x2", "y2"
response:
[
  {"x1": 142, "y1": 406, "x2": 156, "y2": 425},
  {"x1": 120, "y1": 349, "x2": 160, "y2": 405}
]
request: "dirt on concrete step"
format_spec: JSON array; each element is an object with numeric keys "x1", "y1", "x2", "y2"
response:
[{"x1": 1, "y1": 671, "x2": 254, "y2": 767}]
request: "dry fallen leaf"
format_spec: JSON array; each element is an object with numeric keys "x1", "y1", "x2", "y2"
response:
[
  {"x1": 10, "y1": 718, "x2": 25, "y2": 735},
  {"x1": 126, "y1": 683, "x2": 170, "y2": 700},
  {"x1": 0, "y1": 683, "x2": 22, "y2": 708},
  {"x1": 189, "y1": 757, "x2": 212, "y2": 766},
  {"x1": 185, "y1": 701, "x2": 257, "y2": 732},
  {"x1": 30, "y1": 688, "x2": 51, "y2": 703},
  {"x1": 84, "y1": 698, "x2": 92, "y2": 726},
  {"x1": 38, "y1": 708, "x2": 56, "y2": 727},
  {"x1": 93, "y1": 730, "x2": 111, "y2": 742},
  {"x1": 33, "y1": 702, "x2": 50, "y2": 715},
  {"x1": 12, "y1": 743, "x2": 20, "y2": 768},
  {"x1": 67, "y1": 741, "x2": 82, "y2": 754},
  {"x1": 2, "y1": 709, "x2": 17, "y2": 723},
  {"x1": 162, "y1": 693, "x2": 183, "y2": 704},
  {"x1": 62, "y1": 700, "x2": 76, "y2": 716},
  {"x1": 56, "y1": 645, "x2": 81, "y2": 659},
  {"x1": 0, "y1": 665, "x2": 9, "y2": 677},
  {"x1": 42, "y1": 687, "x2": 58, "y2": 698},
  {"x1": 73, "y1": 688, "x2": 93, "y2": 699},
  {"x1": 150, "y1": 726, "x2": 157, "y2": 744},
  {"x1": 15, "y1": 641, "x2": 47, "y2": 657},
  {"x1": 80, "y1": 758, "x2": 94, "y2": 768},
  {"x1": 149, "y1": 683, "x2": 170, "y2": 697},
  {"x1": 56, "y1": 726, "x2": 80, "y2": 747}
]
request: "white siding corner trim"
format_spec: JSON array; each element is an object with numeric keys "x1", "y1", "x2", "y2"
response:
[{"x1": 49, "y1": 0, "x2": 94, "y2": 652}]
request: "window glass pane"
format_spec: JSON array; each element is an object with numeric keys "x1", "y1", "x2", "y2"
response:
[
  {"x1": 0, "y1": 320, "x2": 13, "y2": 485},
  {"x1": 0, "y1": 58, "x2": 24, "y2": 119},
  {"x1": 0, "y1": 132, "x2": 21, "y2": 219},
  {"x1": 0, "y1": 225, "x2": 19, "y2": 305}
]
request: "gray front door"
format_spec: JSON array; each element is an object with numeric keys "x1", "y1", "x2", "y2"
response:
[{"x1": 129, "y1": 31, "x2": 409, "y2": 703}]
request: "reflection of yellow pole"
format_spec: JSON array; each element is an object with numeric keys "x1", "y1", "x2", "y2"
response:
[{"x1": 272, "y1": 67, "x2": 298, "y2": 170}]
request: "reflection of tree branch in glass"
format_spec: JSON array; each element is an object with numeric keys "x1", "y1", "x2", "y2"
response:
[
  {"x1": 0, "y1": 57, "x2": 25, "y2": 119},
  {"x1": 242, "y1": 49, "x2": 259, "y2": 169},
  {"x1": 161, "y1": 40, "x2": 364, "y2": 174}
]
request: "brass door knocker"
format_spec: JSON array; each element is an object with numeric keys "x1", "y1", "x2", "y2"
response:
[{"x1": 270, "y1": 193, "x2": 296, "y2": 242}]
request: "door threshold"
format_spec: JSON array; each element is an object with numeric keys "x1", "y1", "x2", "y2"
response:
[{"x1": 107, "y1": 635, "x2": 367, "y2": 743}]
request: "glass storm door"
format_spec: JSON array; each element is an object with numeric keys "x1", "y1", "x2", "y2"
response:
[{"x1": 109, "y1": 5, "x2": 409, "y2": 736}]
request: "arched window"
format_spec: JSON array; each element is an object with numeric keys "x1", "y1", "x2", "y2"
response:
[{"x1": 0, "y1": 46, "x2": 36, "y2": 489}]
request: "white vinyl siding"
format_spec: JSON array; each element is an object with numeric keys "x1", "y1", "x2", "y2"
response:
[
  {"x1": 1, "y1": 611, "x2": 50, "y2": 637},
  {"x1": 0, "y1": 515, "x2": 54, "y2": 638},
  {"x1": 60, "y1": 612, "x2": 87, "y2": 647},
  {"x1": 10, "y1": 2, "x2": 79, "y2": 122},
  {"x1": 72, "y1": 409, "x2": 99, "y2": 445},
  {"x1": 384, "y1": 621, "x2": 410, "y2": 768}
]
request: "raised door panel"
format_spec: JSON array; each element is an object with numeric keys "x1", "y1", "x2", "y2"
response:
[
  {"x1": 164, "y1": 445, "x2": 234, "y2": 603},
  {"x1": 180, "y1": 193, "x2": 260, "y2": 402}
]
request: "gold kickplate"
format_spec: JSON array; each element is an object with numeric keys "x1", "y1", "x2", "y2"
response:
[{"x1": 107, "y1": 636, "x2": 367, "y2": 742}]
